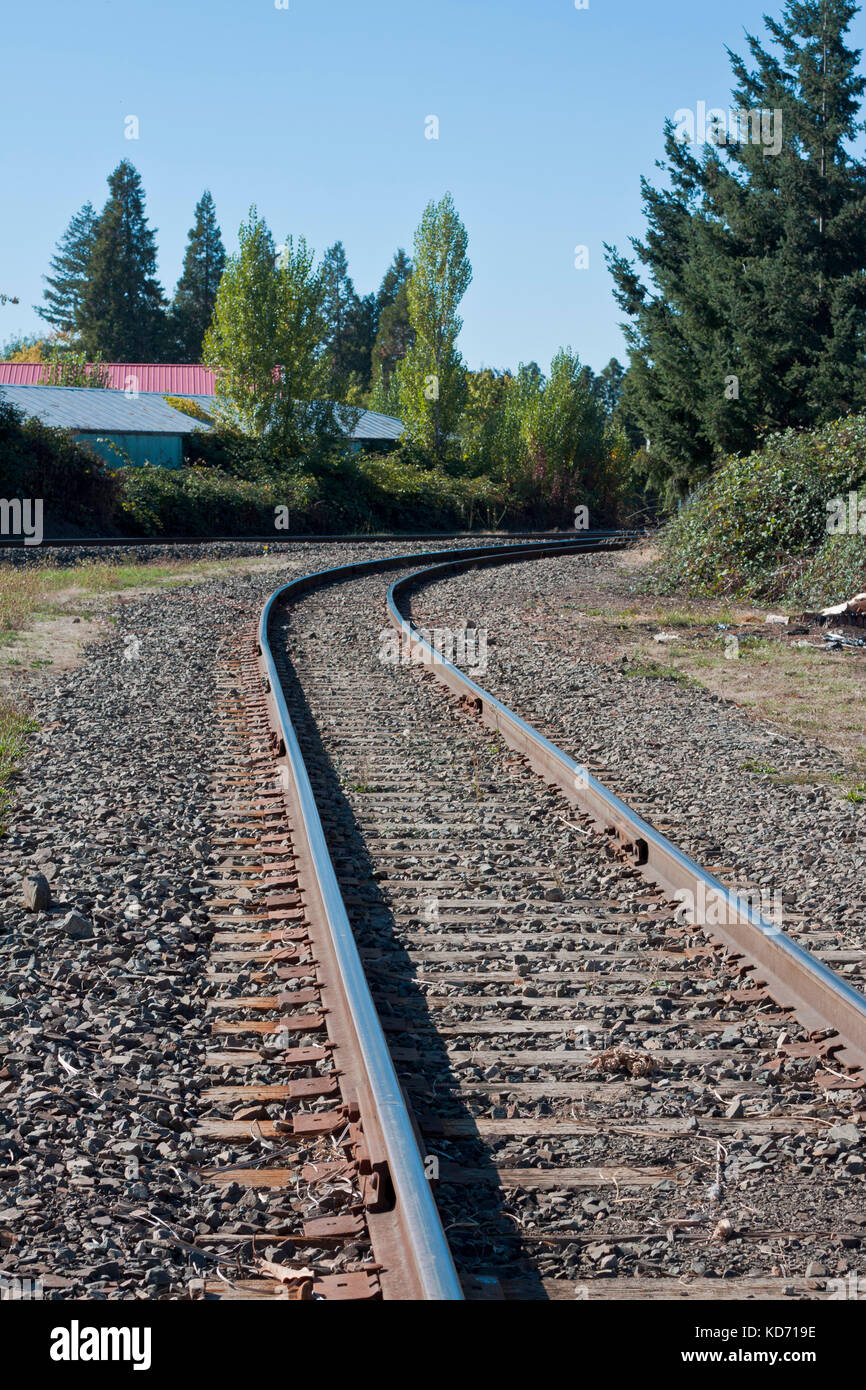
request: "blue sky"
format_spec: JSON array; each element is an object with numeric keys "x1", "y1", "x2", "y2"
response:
[{"x1": 2, "y1": 0, "x2": 865, "y2": 373}]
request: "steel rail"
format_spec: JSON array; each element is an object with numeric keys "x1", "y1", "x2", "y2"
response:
[
  {"x1": 256, "y1": 534, "x2": 632, "y2": 1300},
  {"x1": 387, "y1": 551, "x2": 866, "y2": 1075}
]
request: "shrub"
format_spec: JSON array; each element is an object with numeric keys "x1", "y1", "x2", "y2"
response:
[
  {"x1": 656, "y1": 415, "x2": 866, "y2": 598},
  {"x1": 116, "y1": 463, "x2": 317, "y2": 536},
  {"x1": 0, "y1": 400, "x2": 118, "y2": 529},
  {"x1": 786, "y1": 534, "x2": 866, "y2": 608}
]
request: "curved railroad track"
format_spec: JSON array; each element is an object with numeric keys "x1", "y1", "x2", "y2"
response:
[{"x1": 198, "y1": 537, "x2": 866, "y2": 1302}]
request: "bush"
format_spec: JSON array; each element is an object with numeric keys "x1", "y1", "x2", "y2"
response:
[
  {"x1": 656, "y1": 415, "x2": 866, "y2": 598},
  {"x1": 786, "y1": 534, "x2": 866, "y2": 608},
  {"x1": 0, "y1": 400, "x2": 118, "y2": 529},
  {"x1": 351, "y1": 452, "x2": 504, "y2": 530},
  {"x1": 164, "y1": 396, "x2": 214, "y2": 425},
  {"x1": 116, "y1": 463, "x2": 317, "y2": 536}
]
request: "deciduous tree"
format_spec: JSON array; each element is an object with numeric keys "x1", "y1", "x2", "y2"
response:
[{"x1": 396, "y1": 194, "x2": 471, "y2": 461}]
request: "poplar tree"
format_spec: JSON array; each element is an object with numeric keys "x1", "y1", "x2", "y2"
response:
[
  {"x1": 171, "y1": 191, "x2": 226, "y2": 361},
  {"x1": 35, "y1": 202, "x2": 98, "y2": 334},
  {"x1": 396, "y1": 194, "x2": 471, "y2": 461},
  {"x1": 204, "y1": 209, "x2": 335, "y2": 455},
  {"x1": 78, "y1": 162, "x2": 168, "y2": 361}
]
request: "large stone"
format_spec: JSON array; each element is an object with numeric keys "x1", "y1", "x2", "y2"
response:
[
  {"x1": 61, "y1": 911, "x2": 94, "y2": 940},
  {"x1": 22, "y1": 874, "x2": 51, "y2": 911}
]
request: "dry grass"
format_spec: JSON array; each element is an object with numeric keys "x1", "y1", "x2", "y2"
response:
[
  {"x1": 591, "y1": 1045, "x2": 655, "y2": 1077},
  {"x1": 0, "y1": 699, "x2": 34, "y2": 829},
  {"x1": 646, "y1": 634, "x2": 866, "y2": 789},
  {"x1": 0, "y1": 553, "x2": 295, "y2": 636}
]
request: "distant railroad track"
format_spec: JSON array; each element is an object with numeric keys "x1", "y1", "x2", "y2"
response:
[
  {"x1": 0, "y1": 529, "x2": 633, "y2": 553},
  {"x1": 199, "y1": 536, "x2": 866, "y2": 1301}
]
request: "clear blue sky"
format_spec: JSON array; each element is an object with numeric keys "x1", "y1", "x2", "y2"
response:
[{"x1": 2, "y1": 0, "x2": 865, "y2": 373}]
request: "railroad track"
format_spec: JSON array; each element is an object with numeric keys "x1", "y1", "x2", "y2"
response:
[{"x1": 197, "y1": 537, "x2": 866, "y2": 1301}]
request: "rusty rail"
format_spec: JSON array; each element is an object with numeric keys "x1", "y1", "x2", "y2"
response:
[{"x1": 387, "y1": 550, "x2": 866, "y2": 1076}]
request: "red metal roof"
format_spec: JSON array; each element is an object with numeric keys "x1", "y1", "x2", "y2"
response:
[{"x1": 0, "y1": 363, "x2": 216, "y2": 394}]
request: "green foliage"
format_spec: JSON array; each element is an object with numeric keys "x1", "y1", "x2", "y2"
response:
[
  {"x1": 78, "y1": 162, "x2": 168, "y2": 361},
  {"x1": 333, "y1": 451, "x2": 504, "y2": 531},
  {"x1": 39, "y1": 347, "x2": 110, "y2": 388},
  {"x1": 0, "y1": 399, "x2": 118, "y2": 527},
  {"x1": 460, "y1": 368, "x2": 514, "y2": 476},
  {"x1": 203, "y1": 208, "x2": 278, "y2": 436},
  {"x1": 170, "y1": 190, "x2": 226, "y2": 361},
  {"x1": 164, "y1": 396, "x2": 214, "y2": 424},
  {"x1": 35, "y1": 202, "x2": 98, "y2": 335},
  {"x1": 182, "y1": 423, "x2": 288, "y2": 478},
  {"x1": 370, "y1": 249, "x2": 413, "y2": 398},
  {"x1": 787, "y1": 532, "x2": 866, "y2": 607},
  {"x1": 460, "y1": 351, "x2": 632, "y2": 526},
  {"x1": 204, "y1": 210, "x2": 343, "y2": 457},
  {"x1": 320, "y1": 242, "x2": 378, "y2": 398},
  {"x1": 116, "y1": 462, "x2": 317, "y2": 535},
  {"x1": 397, "y1": 193, "x2": 471, "y2": 463},
  {"x1": 657, "y1": 414, "x2": 866, "y2": 597}
]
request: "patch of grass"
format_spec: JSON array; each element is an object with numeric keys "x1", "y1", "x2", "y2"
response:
[
  {"x1": 622, "y1": 658, "x2": 691, "y2": 683},
  {"x1": 844, "y1": 783, "x2": 866, "y2": 804},
  {"x1": 0, "y1": 701, "x2": 35, "y2": 829},
  {"x1": 740, "y1": 758, "x2": 778, "y2": 775}
]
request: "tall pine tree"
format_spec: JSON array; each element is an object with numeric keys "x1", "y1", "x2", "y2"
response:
[
  {"x1": 35, "y1": 202, "x2": 98, "y2": 335},
  {"x1": 607, "y1": 0, "x2": 866, "y2": 499},
  {"x1": 78, "y1": 162, "x2": 168, "y2": 362},
  {"x1": 370, "y1": 249, "x2": 414, "y2": 410},
  {"x1": 171, "y1": 190, "x2": 226, "y2": 361},
  {"x1": 320, "y1": 242, "x2": 360, "y2": 397}
]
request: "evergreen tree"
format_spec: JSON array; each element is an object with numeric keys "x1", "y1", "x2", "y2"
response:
[
  {"x1": 396, "y1": 196, "x2": 471, "y2": 461},
  {"x1": 78, "y1": 162, "x2": 168, "y2": 361},
  {"x1": 320, "y1": 241, "x2": 360, "y2": 396},
  {"x1": 595, "y1": 358, "x2": 627, "y2": 418},
  {"x1": 35, "y1": 203, "x2": 98, "y2": 334},
  {"x1": 171, "y1": 190, "x2": 226, "y2": 361},
  {"x1": 340, "y1": 292, "x2": 379, "y2": 398},
  {"x1": 607, "y1": 0, "x2": 866, "y2": 499},
  {"x1": 371, "y1": 249, "x2": 413, "y2": 398}
]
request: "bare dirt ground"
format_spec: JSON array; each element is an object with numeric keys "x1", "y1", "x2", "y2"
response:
[{"x1": 510, "y1": 545, "x2": 866, "y2": 792}]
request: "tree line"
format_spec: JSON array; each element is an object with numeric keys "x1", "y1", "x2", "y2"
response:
[
  {"x1": 202, "y1": 190, "x2": 631, "y2": 521},
  {"x1": 15, "y1": 162, "x2": 632, "y2": 523}
]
